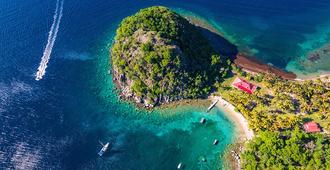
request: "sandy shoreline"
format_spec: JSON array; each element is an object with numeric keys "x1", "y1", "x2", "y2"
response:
[
  {"x1": 209, "y1": 95, "x2": 254, "y2": 170},
  {"x1": 179, "y1": 10, "x2": 329, "y2": 82},
  {"x1": 180, "y1": 11, "x2": 327, "y2": 82},
  {"x1": 210, "y1": 96, "x2": 254, "y2": 141},
  {"x1": 295, "y1": 73, "x2": 330, "y2": 82}
]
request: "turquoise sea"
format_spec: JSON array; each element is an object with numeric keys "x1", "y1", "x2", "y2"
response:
[{"x1": 1, "y1": 0, "x2": 330, "y2": 169}]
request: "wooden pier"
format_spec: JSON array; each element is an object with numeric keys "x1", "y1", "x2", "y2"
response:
[{"x1": 207, "y1": 99, "x2": 219, "y2": 112}]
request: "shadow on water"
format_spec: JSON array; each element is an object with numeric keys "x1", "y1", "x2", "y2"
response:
[
  {"x1": 102, "y1": 148, "x2": 124, "y2": 157},
  {"x1": 196, "y1": 25, "x2": 238, "y2": 58}
]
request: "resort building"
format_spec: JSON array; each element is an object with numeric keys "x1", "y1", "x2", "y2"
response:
[
  {"x1": 303, "y1": 122, "x2": 321, "y2": 133},
  {"x1": 232, "y1": 77, "x2": 257, "y2": 94}
]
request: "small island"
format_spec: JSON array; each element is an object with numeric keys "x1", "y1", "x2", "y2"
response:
[
  {"x1": 110, "y1": 6, "x2": 330, "y2": 170},
  {"x1": 111, "y1": 6, "x2": 230, "y2": 107}
]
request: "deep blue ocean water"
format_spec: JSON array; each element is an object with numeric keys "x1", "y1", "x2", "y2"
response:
[{"x1": 1, "y1": 0, "x2": 330, "y2": 169}]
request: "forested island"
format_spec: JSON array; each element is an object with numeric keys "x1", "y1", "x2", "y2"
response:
[
  {"x1": 110, "y1": 6, "x2": 330, "y2": 169},
  {"x1": 111, "y1": 6, "x2": 230, "y2": 107}
]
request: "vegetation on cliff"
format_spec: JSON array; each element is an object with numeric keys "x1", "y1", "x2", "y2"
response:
[
  {"x1": 111, "y1": 6, "x2": 229, "y2": 106},
  {"x1": 110, "y1": 6, "x2": 330, "y2": 169}
]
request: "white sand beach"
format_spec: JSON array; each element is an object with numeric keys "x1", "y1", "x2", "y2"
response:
[{"x1": 209, "y1": 96, "x2": 254, "y2": 141}]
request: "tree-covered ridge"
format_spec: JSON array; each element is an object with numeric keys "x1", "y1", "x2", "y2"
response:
[
  {"x1": 111, "y1": 6, "x2": 229, "y2": 107},
  {"x1": 241, "y1": 130, "x2": 330, "y2": 169},
  {"x1": 114, "y1": 6, "x2": 180, "y2": 41}
]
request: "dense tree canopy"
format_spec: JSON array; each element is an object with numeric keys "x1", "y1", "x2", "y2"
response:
[
  {"x1": 110, "y1": 6, "x2": 330, "y2": 169},
  {"x1": 111, "y1": 6, "x2": 230, "y2": 106},
  {"x1": 241, "y1": 130, "x2": 330, "y2": 170},
  {"x1": 217, "y1": 67, "x2": 330, "y2": 169},
  {"x1": 217, "y1": 70, "x2": 330, "y2": 132}
]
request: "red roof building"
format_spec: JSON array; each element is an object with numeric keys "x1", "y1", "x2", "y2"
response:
[
  {"x1": 303, "y1": 122, "x2": 321, "y2": 133},
  {"x1": 232, "y1": 77, "x2": 257, "y2": 94}
]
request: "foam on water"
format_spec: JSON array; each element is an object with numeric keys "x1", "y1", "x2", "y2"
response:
[{"x1": 35, "y1": 0, "x2": 64, "y2": 81}]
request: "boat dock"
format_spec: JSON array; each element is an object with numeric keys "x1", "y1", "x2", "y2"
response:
[{"x1": 207, "y1": 99, "x2": 218, "y2": 112}]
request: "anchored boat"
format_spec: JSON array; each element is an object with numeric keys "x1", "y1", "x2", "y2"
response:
[
  {"x1": 177, "y1": 162, "x2": 183, "y2": 169},
  {"x1": 200, "y1": 117, "x2": 206, "y2": 124},
  {"x1": 98, "y1": 141, "x2": 110, "y2": 157},
  {"x1": 213, "y1": 139, "x2": 219, "y2": 145}
]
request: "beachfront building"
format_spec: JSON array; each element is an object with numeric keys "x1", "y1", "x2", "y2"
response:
[
  {"x1": 232, "y1": 77, "x2": 257, "y2": 94},
  {"x1": 303, "y1": 122, "x2": 321, "y2": 133}
]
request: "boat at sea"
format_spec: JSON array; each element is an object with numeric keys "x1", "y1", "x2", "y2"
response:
[
  {"x1": 177, "y1": 162, "x2": 183, "y2": 169},
  {"x1": 98, "y1": 141, "x2": 110, "y2": 156},
  {"x1": 200, "y1": 117, "x2": 206, "y2": 124},
  {"x1": 213, "y1": 139, "x2": 219, "y2": 145}
]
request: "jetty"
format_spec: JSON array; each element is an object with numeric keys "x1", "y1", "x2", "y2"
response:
[{"x1": 207, "y1": 99, "x2": 218, "y2": 112}]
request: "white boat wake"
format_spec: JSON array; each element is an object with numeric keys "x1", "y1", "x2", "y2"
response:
[{"x1": 35, "y1": 0, "x2": 64, "y2": 81}]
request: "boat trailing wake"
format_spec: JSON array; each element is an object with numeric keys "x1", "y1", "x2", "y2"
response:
[{"x1": 35, "y1": 0, "x2": 64, "y2": 81}]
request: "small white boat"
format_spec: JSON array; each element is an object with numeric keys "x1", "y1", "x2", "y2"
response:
[
  {"x1": 213, "y1": 139, "x2": 219, "y2": 145},
  {"x1": 200, "y1": 118, "x2": 206, "y2": 124},
  {"x1": 177, "y1": 162, "x2": 183, "y2": 169},
  {"x1": 98, "y1": 142, "x2": 110, "y2": 156}
]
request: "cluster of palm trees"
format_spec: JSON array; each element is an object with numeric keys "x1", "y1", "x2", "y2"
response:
[
  {"x1": 217, "y1": 72, "x2": 330, "y2": 169},
  {"x1": 217, "y1": 73, "x2": 330, "y2": 132}
]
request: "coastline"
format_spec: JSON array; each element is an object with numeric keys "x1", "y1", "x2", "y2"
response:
[
  {"x1": 209, "y1": 95, "x2": 254, "y2": 170},
  {"x1": 182, "y1": 11, "x2": 299, "y2": 80},
  {"x1": 210, "y1": 96, "x2": 254, "y2": 141},
  {"x1": 233, "y1": 53, "x2": 297, "y2": 80},
  {"x1": 234, "y1": 53, "x2": 330, "y2": 82},
  {"x1": 107, "y1": 7, "x2": 329, "y2": 169},
  {"x1": 294, "y1": 73, "x2": 330, "y2": 82},
  {"x1": 177, "y1": 8, "x2": 330, "y2": 81},
  {"x1": 174, "y1": 8, "x2": 224, "y2": 37}
]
